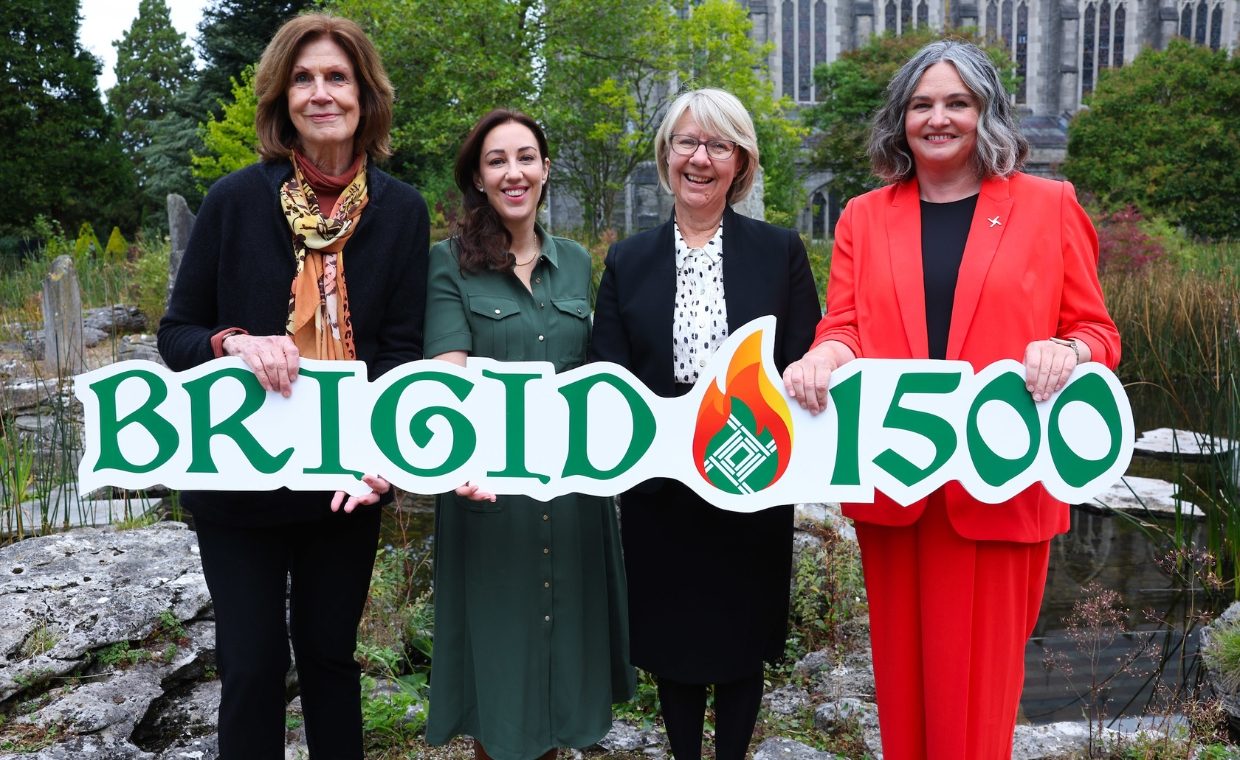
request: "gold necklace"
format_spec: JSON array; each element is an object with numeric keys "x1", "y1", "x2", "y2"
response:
[{"x1": 514, "y1": 249, "x2": 539, "y2": 266}]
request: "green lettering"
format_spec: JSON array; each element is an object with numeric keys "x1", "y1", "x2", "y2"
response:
[
  {"x1": 484, "y1": 369, "x2": 551, "y2": 484},
  {"x1": 828, "y1": 372, "x2": 862, "y2": 486},
  {"x1": 298, "y1": 367, "x2": 363, "y2": 479},
  {"x1": 559, "y1": 373, "x2": 657, "y2": 480},
  {"x1": 872, "y1": 372, "x2": 961, "y2": 488},
  {"x1": 184, "y1": 368, "x2": 293, "y2": 474},
  {"x1": 371, "y1": 371, "x2": 476, "y2": 477},
  {"x1": 1048, "y1": 373, "x2": 1124, "y2": 488},
  {"x1": 966, "y1": 372, "x2": 1041, "y2": 488},
  {"x1": 89, "y1": 369, "x2": 178, "y2": 474}
]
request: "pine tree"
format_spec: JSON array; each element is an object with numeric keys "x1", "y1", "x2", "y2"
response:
[
  {"x1": 196, "y1": 0, "x2": 312, "y2": 115},
  {"x1": 0, "y1": 0, "x2": 136, "y2": 235},
  {"x1": 108, "y1": 0, "x2": 196, "y2": 225},
  {"x1": 108, "y1": 0, "x2": 195, "y2": 158}
]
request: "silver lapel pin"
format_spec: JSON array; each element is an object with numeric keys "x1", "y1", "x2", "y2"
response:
[{"x1": 988, "y1": 215, "x2": 1002, "y2": 228}]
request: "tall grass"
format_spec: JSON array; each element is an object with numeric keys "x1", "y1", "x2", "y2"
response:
[
  {"x1": 1103, "y1": 241, "x2": 1240, "y2": 595},
  {"x1": 0, "y1": 236, "x2": 172, "y2": 539}
]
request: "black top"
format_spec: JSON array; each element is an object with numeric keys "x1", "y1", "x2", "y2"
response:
[
  {"x1": 588, "y1": 206, "x2": 822, "y2": 682},
  {"x1": 920, "y1": 193, "x2": 978, "y2": 360},
  {"x1": 158, "y1": 160, "x2": 430, "y2": 525}
]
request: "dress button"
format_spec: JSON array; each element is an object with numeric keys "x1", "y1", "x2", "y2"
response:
[
  {"x1": 542, "y1": 513, "x2": 549, "y2": 521},
  {"x1": 535, "y1": 277, "x2": 541, "y2": 284},
  {"x1": 538, "y1": 334, "x2": 545, "y2": 341},
  {"x1": 539, "y1": 302, "x2": 545, "y2": 308},
  {"x1": 543, "y1": 547, "x2": 550, "y2": 555},
  {"x1": 544, "y1": 581, "x2": 551, "y2": 588},
  {"x1": 494, "y1": 309, "x2": 501, "y2": 315},
  {"x1": 544, "y1": 615, "x2": 551, "y2": 622}
]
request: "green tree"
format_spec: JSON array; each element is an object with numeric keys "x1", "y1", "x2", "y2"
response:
[
  {"x1": 327, "y1": 0, "x2": 539, "y2": 195},
  {"x1": 674, "y1": 0, "x2": 806, "y2": 225},
  {"x1": 196, "y1": 0, "x2": 312, "y2": 116},
  {"x1": 803, "y1": 29, "x2": 1017, "y2": 203},
  {"x1": 0, "y1": 0, "x2": 136, "y2": 234},
  {"x1": 141, "y1": 89, "x2": 207, "y2": 220},
  {"x1": 107, "y1": 0, "x2": 196, "y2": 220},
  {"x1": 1063, "y1": 39, "x2": 1240, "y2": 240},
  {"x1": 539, "y1": 0, "x2": 677, "y2": 236},
  {"x1": 191, "y1": 67, "x2": 260, "y2": 187}
]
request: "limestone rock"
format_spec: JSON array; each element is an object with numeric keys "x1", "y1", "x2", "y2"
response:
[
  {"x1": 0, "y1": 523, "x2": 210, "y2": 701},
  {"x1": 763, "y1": 684, "x2": 811, "y2": 716},
  {"x1": 597, "y1": 719, "x2": 666, "y2": 752},
  {"x1": 1011, "y1": 721, "x2": 1096, "y2": 759},
  {"x1": 753, "y1": 737, "x2": 839, "y2": 760},
  {"x1": 84, "y1": 305, "x2": 147, "y2": 336}
]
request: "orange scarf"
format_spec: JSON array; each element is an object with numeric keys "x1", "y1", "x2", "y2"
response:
[{"x1": 280, "y1": 153, "x2": 368, "y2": 360}]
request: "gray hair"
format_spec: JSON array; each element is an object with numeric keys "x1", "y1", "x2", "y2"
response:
[
  {"x1": 868, "y1": 39, "x2": 1028, "y2": 182},
  {"x1": 655, "y1": 88, "x2": 761, "y2": 204}
]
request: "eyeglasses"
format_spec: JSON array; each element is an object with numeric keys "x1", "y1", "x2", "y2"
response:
[{"x1": 669, "y1": 134, "x2": 737, "y2": 160}]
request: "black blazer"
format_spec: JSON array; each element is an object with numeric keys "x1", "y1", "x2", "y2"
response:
[{"x1": 589, "y1": 205, "x2": 821, "y2": 395}]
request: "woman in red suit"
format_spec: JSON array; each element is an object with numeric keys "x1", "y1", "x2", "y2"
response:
[{"x1": 783, "y1": 40, "x2": 1120, "y2": 759}]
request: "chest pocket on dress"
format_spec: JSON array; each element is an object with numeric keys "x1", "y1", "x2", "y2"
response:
[
  {"x1": 468, "y1": 294, "x2": 522, "y2": 361},
  {"x1": 551, "y1": 297, "x2": 590, "y2": 370}
]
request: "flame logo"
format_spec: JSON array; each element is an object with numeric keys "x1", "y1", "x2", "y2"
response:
[{"x1": 692, "y1": 330, "x2": 794, "y2": 494}]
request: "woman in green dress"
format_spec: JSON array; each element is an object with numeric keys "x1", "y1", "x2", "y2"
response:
[{"x1": 421, "y1": 109, "x2": 636, "y2": 760}]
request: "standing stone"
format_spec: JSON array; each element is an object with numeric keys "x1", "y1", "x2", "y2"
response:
[
  {"x1": 41, "y1": 255, "x2": 84, "y2": 376},
  {"x1": 167, "y1": 194, "x2": 196, "y2": 297}
]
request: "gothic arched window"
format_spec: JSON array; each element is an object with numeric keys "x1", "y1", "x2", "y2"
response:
[
  {"x1": 812, "y1": 192, "x2": 826, "y2": 240},
  {"x1": 1112, "y1": 4, "x2": 1125, "y2": 67},
  {"x1": 815, "y1": 0, "x2": 827, "y2": 73},
  {"x1": 799, "y1": 0, "x2": 811, "y2": 101},
  {"x1": 1195, "y1": 0, "x2": 1207, "y2": 43},
  {"x1": 782, "y1": 0, "x2": 795, "y2": 99},
  {"x1": 1016, "y1": 3, "x2": 1028, "y2": 102},
  {"x1": 917, "y1": 0, "x2": 929, "y2": 27},
  {"x1": 986, "y1": 0, "x2": 999, "y2": 41},
  {"x1": 1180, "y1": 4, "x2": 1192, "y2": 38},
  {"x1": 901, "y1": 0, "x2": 913, "y2": 30},
  {"x1": 1082, "y1": 2, "x2": 1097, "y2": 94},
  {"x1": 1209, "y1": 2, "x2": 1222, "y2": 49},
  {"x1": 1099, "y1": 0, "x2": 1112, "y2": 70},
  {"x1": 886, "y1": 0, "x2": 898, "y2": 32}
]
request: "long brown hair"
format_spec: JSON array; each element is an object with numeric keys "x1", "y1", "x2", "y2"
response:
[
  {"x1": 254, "y1": 13, "x2": 394, "y2": 161},
  {"x1": 452, "y1": 109, "x2": 550, "y2": 274}
]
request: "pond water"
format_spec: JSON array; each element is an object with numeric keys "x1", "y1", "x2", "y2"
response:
[
  {"x1": 1021, "y1": 505, "x2": 1215, "y2": 725},
  {"x1": 1021, "y1": 377, "x2": 1235, "y2": 725}
]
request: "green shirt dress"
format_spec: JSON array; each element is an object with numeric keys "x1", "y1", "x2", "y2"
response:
[{"x1": 423, "y1": 229, "x2": 636, "y2": 760}]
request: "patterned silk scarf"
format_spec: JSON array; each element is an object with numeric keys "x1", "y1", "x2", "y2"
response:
[{"x1": 280, "y1": 153, "x2": 369, "y2": 360}]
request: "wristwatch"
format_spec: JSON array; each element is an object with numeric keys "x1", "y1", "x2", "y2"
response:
[{"x1": 1048, "y1": 336, "x2": 1080, "y2": 363}]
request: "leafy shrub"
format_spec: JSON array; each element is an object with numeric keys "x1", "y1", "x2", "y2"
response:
[
  {"x1": 1095, "y1": 206, "x2": 1167, "y2": 274},
  {"x1": 104, "y1": 227, "x2": 129, "y2": 264},
  {"x1": 72, "y1": 222, "x2": 102, "y2": 268}
]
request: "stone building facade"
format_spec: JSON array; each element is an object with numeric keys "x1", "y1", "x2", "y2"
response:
[{"x1": 548, "y1": 0, "x2": 1238, "y2": 236}]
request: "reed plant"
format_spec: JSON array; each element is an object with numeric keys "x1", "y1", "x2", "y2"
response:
[{"x1": 1102, "y1": 240, "x2": 1240, "y2": 596}]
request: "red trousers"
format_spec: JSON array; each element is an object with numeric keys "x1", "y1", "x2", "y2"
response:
[{"x1": 854, "y1": 494, "x2": 1051, "y2": 760}]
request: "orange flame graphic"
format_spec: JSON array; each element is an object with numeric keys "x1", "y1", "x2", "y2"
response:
[{"x1": 692, "y1": 330, "x2": 795, "y2": 490}]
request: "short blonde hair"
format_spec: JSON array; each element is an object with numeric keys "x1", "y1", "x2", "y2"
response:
[
  {"x1": 654, "y1": 88, "x2": 760, "y2": 204},
  {"x1": 254, "y1": 13, "x2": 394, "y2": 161}
]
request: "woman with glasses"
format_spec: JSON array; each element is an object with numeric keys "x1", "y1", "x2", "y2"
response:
[{"x1": 589, "y1": 87, "x2": 820, "y2": 760}]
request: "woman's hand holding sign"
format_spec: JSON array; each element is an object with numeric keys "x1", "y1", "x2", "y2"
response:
[
  {"x1": 222, "y1": 333, "x2": 300, "y2": 398},
  {"x1": 783, "y1": 340, "x2": 856, "y2": 414}
]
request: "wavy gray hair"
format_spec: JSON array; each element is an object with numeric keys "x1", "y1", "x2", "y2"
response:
[
  {"x1": 868, "y1": 39, "x2": 1028, "y2": 182},
  {"x1": 654, "y1": 88, "x2": 760, "y2": 204}
]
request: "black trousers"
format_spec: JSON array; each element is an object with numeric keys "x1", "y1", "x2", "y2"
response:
[
  {"x1": 657, "y1": 671, "x2": 765, "y2": 760},
  {"x1": 194, "y1": 507, "x2": 382, "y2": 760}
]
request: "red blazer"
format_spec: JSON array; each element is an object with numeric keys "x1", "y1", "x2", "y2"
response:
[{"x1": 815, "y1": 172, "x2": 1121, "y2": 543}]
